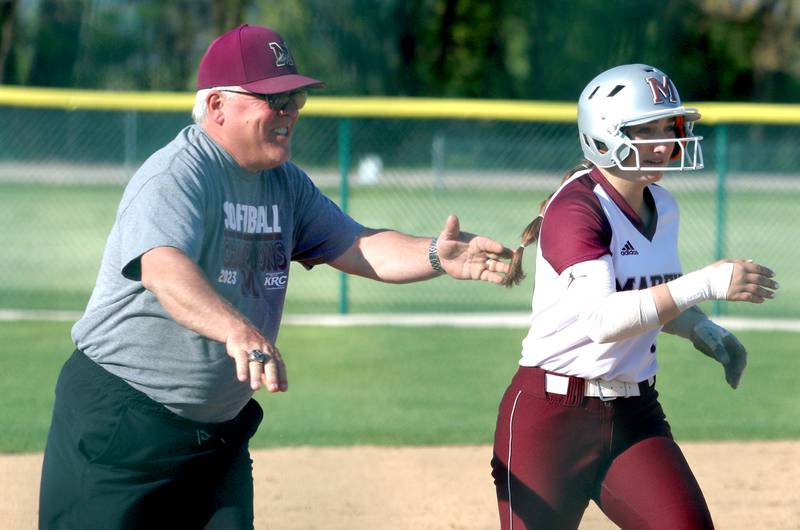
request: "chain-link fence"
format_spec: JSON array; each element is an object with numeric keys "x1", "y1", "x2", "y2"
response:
[{"x1": 1, "y1": 91, "x2": 798, "y2": 319}]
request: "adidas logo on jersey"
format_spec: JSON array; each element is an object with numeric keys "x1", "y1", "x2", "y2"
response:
[{"x1": 620, "y1": 240, "x2": 639, "y2": 256}]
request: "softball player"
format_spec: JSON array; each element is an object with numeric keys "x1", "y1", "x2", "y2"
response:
[{"x1": 492, "y1": 64, "x2": 779, "y2": 529}]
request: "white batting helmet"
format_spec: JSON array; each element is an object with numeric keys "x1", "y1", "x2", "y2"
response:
[{"x1": 577, "y1": 63, "x2": 703, "y2": 171}]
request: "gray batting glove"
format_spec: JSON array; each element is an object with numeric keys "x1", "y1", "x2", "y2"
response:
[{"x1": 690, "y1": 320, "x2": 747, "y2": 389}]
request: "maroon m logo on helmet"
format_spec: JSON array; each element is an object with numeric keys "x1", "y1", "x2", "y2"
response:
[
  {"x1": 268, "y1": 42, "x2": 295, "y2": 67},
  {"x1": 645, "y1": 76, "x2": 678, "y2": 104}
]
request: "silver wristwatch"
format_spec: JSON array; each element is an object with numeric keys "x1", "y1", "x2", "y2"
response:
[{"x1": 428, "y1": 237, "x2": 444, "y2": 274}]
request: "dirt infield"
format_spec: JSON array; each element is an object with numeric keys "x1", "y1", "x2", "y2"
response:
[{"x1": 3, "y1": 440, "x2": 798, "y2": 529}]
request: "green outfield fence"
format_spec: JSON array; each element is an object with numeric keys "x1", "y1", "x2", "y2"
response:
[{"x1": 1, "y1": 86, "x2": 799, "y2": 319}]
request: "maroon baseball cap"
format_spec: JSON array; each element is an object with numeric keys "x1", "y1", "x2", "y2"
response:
[{"x1": 197, "y1": 24, "x2": 324, "y2": 94}]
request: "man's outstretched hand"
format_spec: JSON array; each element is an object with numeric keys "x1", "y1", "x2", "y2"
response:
[{"x1": 436, "y1": 214, "x2": 513, "y2": 285}]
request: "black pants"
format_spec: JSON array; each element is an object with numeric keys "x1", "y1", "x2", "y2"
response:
[{"x1": 39, "y1": 350, "x2": 263, "y2": 530}]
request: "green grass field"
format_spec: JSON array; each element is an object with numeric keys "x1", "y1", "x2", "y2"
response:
[
  {"x1": 1, "y1": 181, "x2": 798, "y2": 318},
  {"x1": 2, "y1": 321, "x2": 797, "y2": 453}
]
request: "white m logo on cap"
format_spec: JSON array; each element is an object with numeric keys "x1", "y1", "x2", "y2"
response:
[{"x1": 268, "y1": 42, "x2": 295, "y2": 67}]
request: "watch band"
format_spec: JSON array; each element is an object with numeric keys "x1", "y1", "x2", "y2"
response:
[{"x1": 428, "y1": 237, "x2": 444, "y2": 274}]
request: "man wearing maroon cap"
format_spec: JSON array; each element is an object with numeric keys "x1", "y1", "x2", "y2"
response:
[{"x1": 39, "y1": 24, "x2": 512, "y2": 529}]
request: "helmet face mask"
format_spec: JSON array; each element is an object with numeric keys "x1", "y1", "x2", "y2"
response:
[{"x1": 578, "y1": 64, "x2": 704, "y2": 171}]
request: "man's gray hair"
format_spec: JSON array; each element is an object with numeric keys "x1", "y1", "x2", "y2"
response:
[{"x1": 192, "y1": 86, "x2": 241, "y2": 124}]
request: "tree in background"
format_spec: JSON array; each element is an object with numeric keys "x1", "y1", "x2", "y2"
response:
[
  {"x1": 4, "y1": 0, "x2": 250, "y2": 90},
  {"x1": 212, "y1": 0, "x2": 247, "y2": 37},
  {"x1": 417, "y1": 0, "x2": 513, "y2": 98},
  {"x1": 1, "y1": 0, "x2": 799, "y2": 102},
  {"x1": 27, "y1": 0, "x2": 84, "y2": 87},
  {"x1": 135, "y1": 1, "x2": 208, "y2": 90},
  {"x1": 700, "y1": 0, "x2": 800, "y2": 101},
  {"x1": 0, "y1": 0, "x2": 18, "y2": 84}
]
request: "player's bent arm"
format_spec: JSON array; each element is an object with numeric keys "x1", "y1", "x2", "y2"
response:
[
  {"x1": 570, "y1": 257, "x2": 778, "y2": 344},
  {"x1": 140, "y1": 246, "x2": 288, "y2": 392},
  {"x1": 567, "y1": 257, "x2": 661, "y2": 343}
]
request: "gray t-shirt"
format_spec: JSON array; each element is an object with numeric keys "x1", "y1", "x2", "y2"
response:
[{"x1": 72, "y1": 125, "x2": 363, "y2": 422}]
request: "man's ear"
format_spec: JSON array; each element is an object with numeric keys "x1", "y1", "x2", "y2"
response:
[{"x1": 207, "y1": 92, "x2": 225, "y2": 125}]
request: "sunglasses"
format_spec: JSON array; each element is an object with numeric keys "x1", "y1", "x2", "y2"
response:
[{"x1": 219, "y1": 89, "x2": 308, "y2": 111}]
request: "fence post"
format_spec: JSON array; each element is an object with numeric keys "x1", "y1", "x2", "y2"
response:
[
  {"x1": 712, "y1": 124, "x2": 728, "y2": 316},
  {"x1": 338, "y1": 118, "x2": 352, "y2": 314}
]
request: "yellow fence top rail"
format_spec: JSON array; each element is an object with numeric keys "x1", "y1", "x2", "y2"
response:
[
  {"x1": 2, "y1": 85, "x2": 800, "y2": 124},
  {"x1": 0, "y1": 85, "x2": 193, "y2": 112}
]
